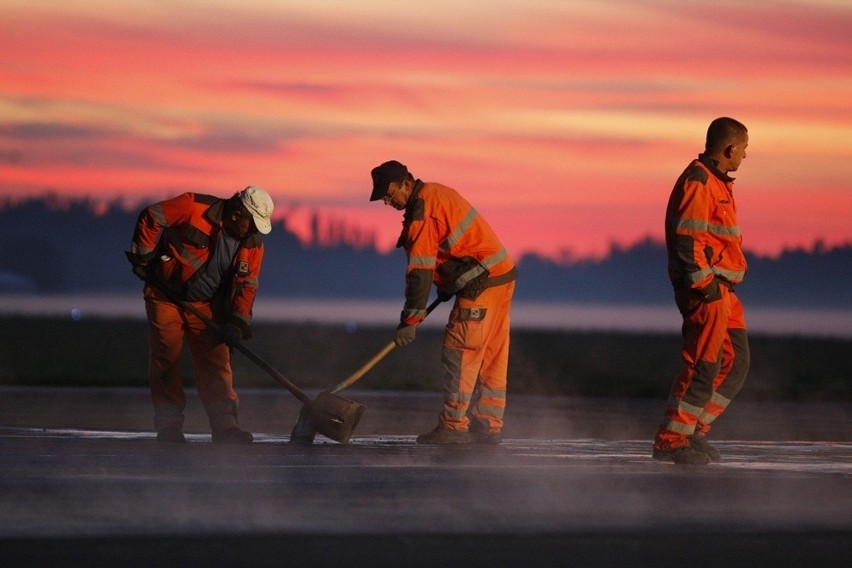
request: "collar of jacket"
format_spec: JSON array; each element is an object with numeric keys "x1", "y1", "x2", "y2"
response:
[
  {"x1": 204, "y1": 197, "x2": 226, "y2": 225},
  {"x1": 401, "y1": 179, "x2": 425, "y2": 225},
  {"x1": 698, "y1": 153, "x2": 735, "y2": 184},
  {"x1": 396, "y1": 179, "x2": 425, "y2": 248},
  {"x1": 405, "y1": 179, "x2": 424, "y2": 209}
]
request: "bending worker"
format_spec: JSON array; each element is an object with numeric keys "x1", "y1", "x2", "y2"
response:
[
  {"x1": 128, "y1": 186, "x2": 274, "y2": 444},
  {"x1": 653, "y1": 117, "x2": 751, "y2": 465},
  {"x1": 370, "y1": 160, "x2": 517, "y2": 444}
]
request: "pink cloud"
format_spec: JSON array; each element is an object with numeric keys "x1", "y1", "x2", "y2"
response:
[{"x1": 1, "y1": 1, "x2": 850, "y2": 259}]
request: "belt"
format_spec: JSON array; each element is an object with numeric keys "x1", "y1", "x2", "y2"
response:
[
  {"x1": 485, "y1": 266, "x2": 518, "y2": 289},
  {"x1": 672, "y1": 276, "x2": 734, "y2": 291}
]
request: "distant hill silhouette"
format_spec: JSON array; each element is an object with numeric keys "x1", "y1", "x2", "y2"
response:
[{"x1": 1, "y1": 196, "x2": 850, "y2": 308}]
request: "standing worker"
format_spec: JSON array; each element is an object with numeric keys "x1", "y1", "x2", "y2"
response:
[
  {"x1": 653, "y1": 117, "x2": 751, "y2": 465},
  {"x1": 128, "y1": 186, "x2": 274, "y2": 444},
  {"x1": 370, "y1": 161, "x2": 517, "y2": 444}
]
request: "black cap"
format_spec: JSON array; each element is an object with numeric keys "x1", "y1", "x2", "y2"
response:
[{"x1": 370, "y1": 160, "x2": 409, "y2": 201}]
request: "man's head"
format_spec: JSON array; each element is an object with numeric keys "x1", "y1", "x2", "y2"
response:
[
  {"x1": 370, "y1": 161, "x2": 410, "y2": 200},
  {"x1": 705, "y1": 117, "x2": 749, "y2": 174},
  {"x1": 370, "y1": 160, "x2": 416, "y2": 210},
  {"x1": 223, "y1": 185, "x2": 274, "y2": 238}
]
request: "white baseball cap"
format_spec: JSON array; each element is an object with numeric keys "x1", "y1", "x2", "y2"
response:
[{"x1": 239, "y1": 185, "x2": 274, "y2": 234}]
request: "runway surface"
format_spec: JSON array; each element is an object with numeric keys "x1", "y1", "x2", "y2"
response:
[{"x1": 1, "y1": 388, "x2": 851, "y2": 567}]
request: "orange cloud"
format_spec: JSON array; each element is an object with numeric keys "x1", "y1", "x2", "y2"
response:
[{"x1": 1, "y1": 0, "x2": 850, "y2": 259}]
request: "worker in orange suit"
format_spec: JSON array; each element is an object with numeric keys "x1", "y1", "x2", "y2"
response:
[
  {"x1": 370, "y1": 161, "x2": 517, "y2": 444},
  {"x1": 128, "y1": 186, "x2": 274, "y2": 444},
  {"x1": 653, "y1": 117, "x2": 751, "y2": 465}
]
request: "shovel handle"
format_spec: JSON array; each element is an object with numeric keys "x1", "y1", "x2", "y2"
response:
[
  {"x1": 331, "y1": 340, "x2": 396, "y2": 394},
  {"x1": 147, "y1": 277, "x2": 312, "y2": 406},
  {"x1": 329, "y1": 296, "x2": 445, "y2": 394},
  {"x1": 229, "y1": 341, "x2": 312, "y2": 406}
]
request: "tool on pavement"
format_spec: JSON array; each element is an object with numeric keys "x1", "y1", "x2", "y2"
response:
[{"x1": 290, "y1": 297, "x2": 444, "y2": 444}]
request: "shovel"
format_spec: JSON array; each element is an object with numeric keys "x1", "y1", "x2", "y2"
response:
[
  {"x1": 290, "y1": 297, "x2": 444, "y2": 444},
  {"x1": 140, "y1": 268, "x2": 365, "y2": 444}
]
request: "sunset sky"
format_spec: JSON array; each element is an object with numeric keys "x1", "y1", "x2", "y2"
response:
[{"x1": 1, "y1": 0, "x2": 851, "y2": 260}]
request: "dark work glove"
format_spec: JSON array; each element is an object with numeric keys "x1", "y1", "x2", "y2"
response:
[
  {"x1": 394, "y1": 323, "x2": 417, "y2": 347},
  {"x1": 697, "y1": 279, "x2": 722, "y2": 303},
  {"x1": 132, "y1": 263, "x2": 148, "y2": 281},
  {"x1": 221, "y1": 324, "x2": 244, "y2": 348},
  {"x1": 437, "y1": 290, "x2": 455, "y2": 302},
  {"x1": 125, "y1": 251, "x2": 153, "y2": 281}
]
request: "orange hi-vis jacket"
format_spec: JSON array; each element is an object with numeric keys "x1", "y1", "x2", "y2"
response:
[
  {"x1": 131, "y1": 192, "x2": 264, "y2": 329},
  {"x1": 398, "y1": 181, "x2": 515, "y2": 325},
  {"x1": 665, "y1": 155, "x2": 747, "y2": 292}
]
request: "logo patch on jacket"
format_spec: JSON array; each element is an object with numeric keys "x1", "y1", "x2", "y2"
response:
[{"x1": 238, "y1": 261, "x2": 250, "y2": 275}]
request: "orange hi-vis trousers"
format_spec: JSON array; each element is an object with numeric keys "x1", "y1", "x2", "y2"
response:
[
  {"x1": 144, "y1": 288, "x2": 240, "y2": 434},
  {"x1": 439, "y1": 281, "x2": 515, "y2": 434},
  {"x1": 654, "y1": 284, "x2": 750, "y2": 450}
]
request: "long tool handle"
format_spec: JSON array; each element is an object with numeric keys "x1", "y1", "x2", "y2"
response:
[
  {"x1": 150, "y1": 279, "x2": 312, "y2": 406},
  {"x1": 329, "y1": 297, "x2": 444, "y2": 394},
  {"x1": 331, "y1": 340, "x2": 396, "y2": 394},
  {"x1": 229, "y1": 337, "x2": 312, "y2": 406}
]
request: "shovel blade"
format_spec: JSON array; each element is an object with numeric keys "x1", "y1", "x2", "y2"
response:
[
  {"x1": 289, "y1": 406, "x2": 317, "y2": 445},
  {"x1": 307, "y1": 391, "x2": 365, "y2": 444}
]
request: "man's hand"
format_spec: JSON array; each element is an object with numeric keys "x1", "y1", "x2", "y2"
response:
[
  {"x1": 221, "y1": 324, "x2": 244, "y2": 348},
  {"x1": 125, "y1": 251, "x2": 152, "y2": 281},
  {"x1": 394, "y1": 323, "x2": 417, "y2": 347},
  {"x1": 131, "y1": 263, "x2": 148, "y2": 281},
  {"x1": 698, "y1": 279, "x2": 722, "y2": 303},
  {"x1": 437, "y1": 290, "x2": 455, "y2": 302}
]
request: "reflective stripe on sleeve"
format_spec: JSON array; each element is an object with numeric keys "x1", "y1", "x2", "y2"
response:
[
  {"x1": 440, "y1": 208, "x2": 478, "y2": 252},
  {"x1": 401, "y1": 308, "x2": 428, "y2": 321},
  {"x1": 684, "y1": 267, "x2": 713, "y2": 285},
  {"x1": 676, "y1": 218, "x2": 741, "y2": 237},
  {"x1": 408, "y1": 255, "x2": 437, "y2": 269},
  {"x1": 712, "y1": 267, "x2": 746, "y2": 282},
  {"x1": 481, "y1": 247, "x2": 509, "y2": 270}
]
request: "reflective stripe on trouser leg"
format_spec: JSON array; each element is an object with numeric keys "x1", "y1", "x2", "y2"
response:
[
  {"x1": 439, "y1": 281, "x2": 513, "y2": 432},
  {"x1": 697, "y1": 302, "x2": 749, "y2": 435},
  {"x1": 655, "y1": 286, "x2": 737, "y2": 450},
  {"x1": 695, "y1": 391, "x2": 733, "y2": 435},
  {"x1": 182, "y1": 300, "x2": 240, "y2": 432},
  {"x1": 440, "y1": 343, "x2": 475, "y2": 430},
  {"x1": 145, "y1": 295, "x2": 188, "y2": 433},
  {"x1": 470, "y1": 385, "x2": 508, "y2": 433},
  {"x1": 470, "y1": 282, "x2": 512, "y2": 432}
]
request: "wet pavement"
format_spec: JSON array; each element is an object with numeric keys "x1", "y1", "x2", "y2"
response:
[{"x1": 1, "y1": 387, "x2": 851, "y2": 567}]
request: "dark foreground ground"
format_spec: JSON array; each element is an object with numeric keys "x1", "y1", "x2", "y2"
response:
[{"x1": 1, "y1": 387, "x2": 851, "y2": 567}]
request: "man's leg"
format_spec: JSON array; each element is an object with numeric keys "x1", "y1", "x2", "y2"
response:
[
  {"x1": 654, "y1": 287, "x2": 730, "y2": 460},
  {"x1": 183, "y1": 301, "x2": 248, "y2": 442},
  {"x1": 696, "y1": 292, "x2": 750, "y2": 436},
  {"x1": 145, "y1": 293, "x2": 188, "y2": 440},
  {"x1": 469, "y1": 282, "x2": 514, "y2": 438}
]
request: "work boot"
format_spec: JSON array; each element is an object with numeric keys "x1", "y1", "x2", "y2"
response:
[
  {"x1": 469, "y1": 419, "x2": 502, "y2": 445},
  {"x1": 212, "y1": 426, "x2": 254, "y2": 444},
  {"x1": 156, "y1": 429, "x2": 186, "y2": 444},
  {"x1": 472, "y1": 430, "x2": 503, "y2": 445},
  {"x1": 416, "y1": 426, "x2": 471, "y2": 445},
  {"x1": 688, "y1": 434, "x2": 721, "y2": 461},
  {"x1": 652, "y1": 445, "x2": 711, "y2": 465}
]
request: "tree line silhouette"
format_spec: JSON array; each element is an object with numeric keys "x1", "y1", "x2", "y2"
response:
[{"x1": 1, "y1": 196, "x2": 850, "y2": 308}]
